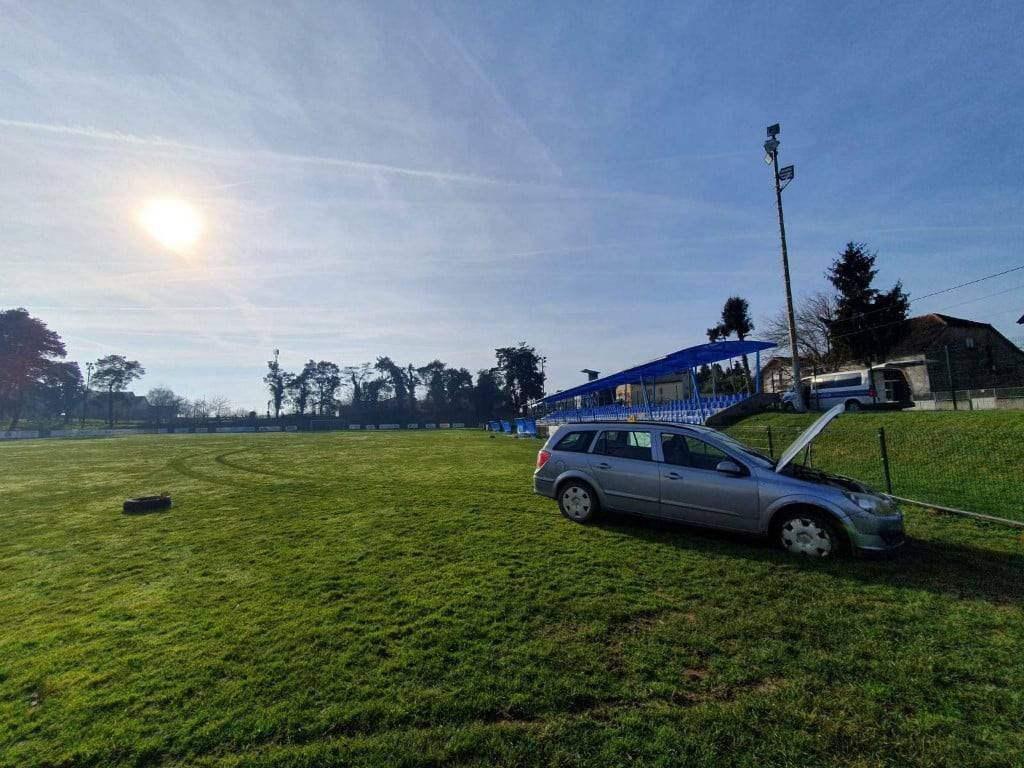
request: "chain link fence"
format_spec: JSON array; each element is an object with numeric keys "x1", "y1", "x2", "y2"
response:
[{"x1": 725, "y1": 420, "x2": 1024, "y2": 524}]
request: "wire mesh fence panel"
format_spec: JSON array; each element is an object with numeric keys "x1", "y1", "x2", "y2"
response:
[
  {"x1": 725, "y1": 417, "x2": 1024, "y2": 522},
  {"x1": 880, "y1": 424, "x2": 1023, "y2": 520},
  {"x1": 726, "y1": 426, "x2": 803, "y2": 461}
]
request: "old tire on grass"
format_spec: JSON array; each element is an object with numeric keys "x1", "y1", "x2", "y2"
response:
[
  {"x1": 558, "y1": 481, "x2": 600, "y2": 524},
  {"x1": 123, "y1": 495, "x2": 172, "y2": 514}
]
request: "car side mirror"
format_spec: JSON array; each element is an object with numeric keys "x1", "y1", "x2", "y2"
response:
[{"x1": 715, "y1": 460, "x2": 744, "y2": 476}]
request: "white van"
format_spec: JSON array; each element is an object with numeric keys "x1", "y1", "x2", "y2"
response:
[{"x1": 782, "y1": 367, "x2": 912, "y2": 412}]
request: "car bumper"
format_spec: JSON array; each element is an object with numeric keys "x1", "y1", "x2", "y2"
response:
[
  {"x1": 846, "y1": 512, "x2": 906, "y2": 555},
  {"x1": 533, "y1": 475, "x2": 556, "y2": 498}
]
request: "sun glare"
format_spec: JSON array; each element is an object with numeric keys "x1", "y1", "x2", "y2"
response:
[{"x1": 138, "y1": 198, "x2": 204, "y2": 252}]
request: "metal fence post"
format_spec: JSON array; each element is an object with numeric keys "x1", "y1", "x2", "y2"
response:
[
  {"x1": 945, "y1": 345, "x2": 958, "y2": 411},
  {"x1": 766, "y1": 425, "x2": 774, "y2": 458},
  {"x1": 878, "y1": 427, "x2": 893, "y2": 495}
]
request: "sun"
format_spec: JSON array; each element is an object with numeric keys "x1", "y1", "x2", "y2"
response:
[{"x1": 138, "y1": 198, "x2": 204, "y2": 252}]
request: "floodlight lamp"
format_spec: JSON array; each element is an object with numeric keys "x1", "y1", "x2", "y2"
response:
[{"x1": 766, "y1": 123, "x2": 780, "y2": 138}]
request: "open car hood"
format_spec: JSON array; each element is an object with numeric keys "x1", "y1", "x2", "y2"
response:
[{"x1": 774, "y1": 403, "x2": 845, "y2": 473}]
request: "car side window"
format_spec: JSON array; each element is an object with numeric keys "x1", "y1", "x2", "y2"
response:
[
  {"x1": 660, "y1": 433, "x2": 690, "y2": 467},
  {"x1": 684, "y1": 436, "x2": 729, "y2": 471},
  {"x1": 593, "y1": 430, "x2": 653, "y2": 461},
  {"x1": 553, "y1": 431, "x2": 595, "y2": 453}
]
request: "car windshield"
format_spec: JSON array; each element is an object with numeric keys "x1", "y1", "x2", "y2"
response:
[{"x1": 710, "y1": 432, "x2": 776, "y2": 467}]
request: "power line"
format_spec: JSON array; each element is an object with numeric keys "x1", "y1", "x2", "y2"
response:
[
  {"x1": 821, "y1": 262, "x2": 1024, "y2": 327},
  {"x1": 910, "y1": 264, "x2": 1024, "y2": 304},
  {"x1": 828, "y1": 281, "x2": 1024, "y2": 341},
  {"x1": 929, "y1": 282, "x2": 1024, "y2": 313}
]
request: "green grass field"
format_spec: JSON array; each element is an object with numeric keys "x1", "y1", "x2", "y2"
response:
[{"x1": 2, "y1": 429, "x2": 1023, "y2": 767}]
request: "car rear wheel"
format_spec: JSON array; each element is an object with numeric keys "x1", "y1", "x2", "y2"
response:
[
  {"x1": 845, "y1": 399, "x2": 861, "y2": 412},
  {"x1": 558, "y1": 481, "x2": 600, "y2": 524},
  {"x1": 776, "y1": 511, "x2": 843, "y2": 558}
]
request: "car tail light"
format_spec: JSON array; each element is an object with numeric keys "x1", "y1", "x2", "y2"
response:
[
  {"x1": 536, "y1": 449, "x2": 551, "y2": 468},
  {"x1": 868, "y1": 389, "x2": 877, "y2": 398}
]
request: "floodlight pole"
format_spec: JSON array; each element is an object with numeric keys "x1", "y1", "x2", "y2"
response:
[{"x1": 765, "y1": 124, "x2": 806, "y2": 412}]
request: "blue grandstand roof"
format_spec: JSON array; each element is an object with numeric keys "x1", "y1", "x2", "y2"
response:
[{"x1": 542, "y1": 340, "x2": 776, "y2": 404}]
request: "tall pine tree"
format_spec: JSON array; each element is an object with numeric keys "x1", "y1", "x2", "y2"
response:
[{"x1": 825, "y1": 242, "x2": 909, "y2": 365}]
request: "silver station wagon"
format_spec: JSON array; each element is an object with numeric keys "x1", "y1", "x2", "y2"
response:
[{"x1": 533, "y1": 405, "x2": 904, "y2": 557}]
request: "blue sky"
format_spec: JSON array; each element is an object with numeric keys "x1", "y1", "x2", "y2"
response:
[{"x1": 3, "y1": 0, "x2": 1022, "y2": 409}]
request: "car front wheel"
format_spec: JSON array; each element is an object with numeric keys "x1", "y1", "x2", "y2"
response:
[
  {"x1": 776, "y1": 511, "x2": 844, "y2": 557},
  {"x1": 558, "y1": 481, "x2": 600, "y2": 524}
]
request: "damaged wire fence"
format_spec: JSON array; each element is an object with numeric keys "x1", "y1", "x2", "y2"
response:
[{"x1": 725, "y1": 421, "x2": 1024, "y2": 528}]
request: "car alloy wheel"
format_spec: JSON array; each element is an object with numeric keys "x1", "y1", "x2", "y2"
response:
[
  {"x1": 780, "y1": 516, "x2": 834, "y2": 557},
  {"x1": 561, "y1": 485, "x2": 593, "y2": 521}
]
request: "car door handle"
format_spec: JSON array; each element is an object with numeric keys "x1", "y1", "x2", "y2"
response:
[
  {"x1": 665, "y1": 471, "x2": 682, "y2": 480},
  {"x1": 596, "y1": 462, "x2": 611, "y2": 470}
]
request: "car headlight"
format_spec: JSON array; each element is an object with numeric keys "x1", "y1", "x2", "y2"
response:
[{"x1": 843, "y1": 491, "x2": 894, "y2": 515}]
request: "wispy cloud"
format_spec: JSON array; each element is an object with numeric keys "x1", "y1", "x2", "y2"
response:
[{"x1": 0, "y1": 117, "x2": 522, "y2": 186}]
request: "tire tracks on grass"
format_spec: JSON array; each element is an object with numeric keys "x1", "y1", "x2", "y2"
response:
[
  {"x1": 213, "y1": 448, "x2": 305, "y2": 480},
  {"x1": 167, "y1": 451, "x2": 266, "y2": 489}
]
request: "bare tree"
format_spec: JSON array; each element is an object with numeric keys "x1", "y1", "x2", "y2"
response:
[
  {"x1": 761, "y1": 292, "x2": 838, "y2": 369},
  {"x1": 147, "y1": 386, "x2": 185, "y2": 417},
  {"x1": 207, "y1": 396, "x2": 231, "y2": 418}
]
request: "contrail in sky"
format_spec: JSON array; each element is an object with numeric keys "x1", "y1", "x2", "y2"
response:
[{"x1": 0, "y1": 117, "x2": 516, "y2": 186}]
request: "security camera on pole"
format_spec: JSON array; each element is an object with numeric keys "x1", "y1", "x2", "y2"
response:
[{"x1": 763, "y1": 123, "x2": 805, "y2": 412}]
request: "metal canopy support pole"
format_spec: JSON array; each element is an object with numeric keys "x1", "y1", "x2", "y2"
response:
[
  {"x1": 755, "y1": 349, "x2": 762, "y2": 394},
  {"x1": 638, "y1": 375, "x2": 653, "y2": 419},
  {"x1": 690, "y1": 368, "x2": 706, "y2": 423}
]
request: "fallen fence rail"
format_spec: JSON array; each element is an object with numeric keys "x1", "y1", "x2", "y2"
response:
[{"x1": 891, "y1": 496, "x2": 1024, "y2": 530}]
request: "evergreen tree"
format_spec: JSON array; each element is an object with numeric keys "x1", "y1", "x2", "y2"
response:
[
  {"x1": 720, "y1": 296, "x2": 755, "y2": 386},
  {"x1": 825, "y1": 243, "x2": 910, "y2": 365}
]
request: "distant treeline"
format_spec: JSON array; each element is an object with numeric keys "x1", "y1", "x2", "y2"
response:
[{"x1": 264, "y1": 343, "x2": 546, "y2": 424}]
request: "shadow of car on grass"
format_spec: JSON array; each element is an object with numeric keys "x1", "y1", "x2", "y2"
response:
[{"x1": 592, "y1": 510, "x2": 1024, "y2": 607}]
